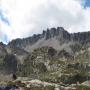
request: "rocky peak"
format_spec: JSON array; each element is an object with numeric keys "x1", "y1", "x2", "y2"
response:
[
  {"x1": 8, "y1": 27, "x2": 70, "y2": 48},
  {"x1": 44, "y1": 27, "x2": 70, "y2": 40},
  {"x1": 57, "y1": 27, "x2": 71, "y2": 40}
]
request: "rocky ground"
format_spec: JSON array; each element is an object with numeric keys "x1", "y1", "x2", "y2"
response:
[{"x1": 0, "y1": 77, "x2": 90, "y2": 90}]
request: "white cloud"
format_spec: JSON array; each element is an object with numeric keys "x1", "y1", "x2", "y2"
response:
[{"x1": 0, "y1": 0, "x2": 90, "y2": 43}]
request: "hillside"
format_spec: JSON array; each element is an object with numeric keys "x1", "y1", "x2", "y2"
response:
[{"x1": 0, "y1": 27, "x2": 90, "y2": 90}]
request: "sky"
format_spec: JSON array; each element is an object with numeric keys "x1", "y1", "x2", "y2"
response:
[
  {"x1": 0, "y1": 0, "x2": 90, "y2": 44},
  {"x1": 84, "y1": 0, "x2": 90, "y2": 7}
]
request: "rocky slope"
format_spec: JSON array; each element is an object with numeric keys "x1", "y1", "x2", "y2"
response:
[{"x1": 0, "y1": 27, "x2": 90, "y2": 90}]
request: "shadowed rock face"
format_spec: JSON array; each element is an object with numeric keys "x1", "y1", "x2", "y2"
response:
[
  {"x1": 0, "y1": 42, "x2": 7, "y2": 58},
  {"x1": 3, "y1": 54, "x2": 18, "y2": 74},
  {"x1": 71, "y1": 31, "x2": 90, "y2": 45}
]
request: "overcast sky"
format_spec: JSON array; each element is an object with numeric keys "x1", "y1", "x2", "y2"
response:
[{"x1": 0, "y1": 0, "x2": 90, "y2": 44}]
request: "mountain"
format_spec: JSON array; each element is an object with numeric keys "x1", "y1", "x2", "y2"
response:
[
  {"x1": 2, "y1": 26, "x2": 90, "y2": 75},
  {"x1": 8, "y1": 27, "x2": 70, "y2": 52},
  {"x1": 8, "y1": 27, "x2": 90, "y2": 54},
  {"x1": 1, "y1": 27, "x2": 90, "y2": 89}
]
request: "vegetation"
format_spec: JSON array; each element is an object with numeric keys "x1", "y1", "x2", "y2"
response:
[
  {"x1": 76, "y1": 85, "x2": 90, "y2": 90},
  {"x1": 30, "y1": 86, "x2": 54, "y2": 90},
  {"x1": 3, "y1": 54, "x2": 18, "y2": 73}
]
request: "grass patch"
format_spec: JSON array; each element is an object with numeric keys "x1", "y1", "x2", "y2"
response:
[
  {"x1": 76, "y1": 85, "x2": 90, "y2": 90},
  {"x1": 31, "y1": 86, "x2": 54, "y2": 90}
]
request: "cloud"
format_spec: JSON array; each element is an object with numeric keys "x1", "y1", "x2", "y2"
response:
[
  {"x1": 0, "y1": 9, "x2": 10, "y2": 25},
  {"x1": 0, "y1": 0, "x2": 90, "y2": 43}
]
